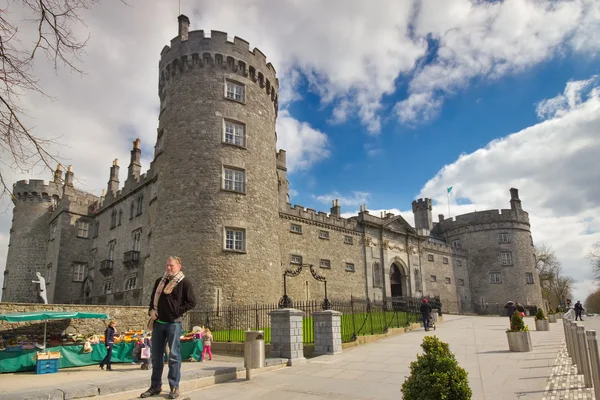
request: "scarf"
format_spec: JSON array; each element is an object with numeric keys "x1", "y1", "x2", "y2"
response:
[{"x1": 147, "y1": 270, "x2": 185, "y2": 330}]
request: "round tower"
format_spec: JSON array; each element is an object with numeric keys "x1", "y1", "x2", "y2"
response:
[
  {"x1": 437, "y1": 188, "x2": 543, "y2": 311},
  {"x1": 146, "y1": 15, "x2": 282, "y2": 307},
  {"x1": 2, "y1": 178, "x2": 62, "y2": 303}
]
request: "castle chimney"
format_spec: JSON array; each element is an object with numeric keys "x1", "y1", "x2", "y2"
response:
[
  {"x1": 64, "y1": 165, "x2": 74, "y2": 187},
  {"x1": 178, "y1": 14, "x2": 190, "y2": 42},
  {"x1": 510, "y1": 188, "x2": 522, "y2": 211},
  {"x1": 439, "y1": 214, "x2": 445, "y2": 222},
  {"x1": 330, "y1": 199, "x2": 340, "y2": 217},
  {"x1": 107, "y1": 159, "x2": 120, "y2": 194},
  {"x1": 128, "y1": 138, "x2": 142, "y2": 181},
  {"x1": 53, "y1": 164, "x2": 63, "y2": 184},
  {"x1": 412, "y1": 198, "x2": 433, "y2": 231}
]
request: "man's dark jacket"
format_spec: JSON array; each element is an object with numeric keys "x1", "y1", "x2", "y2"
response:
[
  {"x1": 420, "y1": 302, "x2": 432, "y2": 316},
  {"x1": 148, "y1": 277, "x2": 196, "y2": 323}
]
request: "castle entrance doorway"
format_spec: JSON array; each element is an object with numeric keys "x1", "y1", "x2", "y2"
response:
[{"x1": 390, "y1": 263, "x2": 406, "y2": 297}]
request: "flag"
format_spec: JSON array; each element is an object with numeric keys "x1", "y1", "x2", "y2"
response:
[{"x1": 447, "y1": 186, "x2": 453, "y2": 194}]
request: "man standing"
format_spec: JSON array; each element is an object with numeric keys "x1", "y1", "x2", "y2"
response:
[
  {"x1": 420, "y1": 298, "x2": 432, "y2": 331},
  {"x1": 574, "y1": 300, "x2": 585, "y2": 321},
  {"x1": 141, "y1": 256, "x2": 196, "y2": 399}
]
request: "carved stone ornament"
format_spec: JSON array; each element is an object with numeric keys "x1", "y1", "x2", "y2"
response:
[
  {"x1": 364, "y1": 235, "x2": 373, "y2": 246},
  {"x1": 381, "y1": 240, "x2": 390, "y2": 250}
]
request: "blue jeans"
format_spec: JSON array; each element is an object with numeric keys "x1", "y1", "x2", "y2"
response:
[
  {"x1": 150, "y1": 321, "x2": 182, "y2": 389},
  {"x1": 100, "y1": 344, "x2": 113, "y2": 369},
  {"x1": 422, "y1": 314, "x2": 431, "y2": 330}
]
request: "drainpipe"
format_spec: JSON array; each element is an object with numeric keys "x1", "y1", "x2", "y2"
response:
[{"x1": 380, "y1": 225, "x2": 387, "y2": 300}]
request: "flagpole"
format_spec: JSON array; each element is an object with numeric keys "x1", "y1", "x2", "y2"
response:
[{"x1": 447, "y1": 191, "x2": 450, "y2": 218}]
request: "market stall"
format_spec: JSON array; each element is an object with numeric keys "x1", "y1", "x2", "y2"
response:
[{"x1": 0, "y1": 311, "x2": 203, "y2": 373}]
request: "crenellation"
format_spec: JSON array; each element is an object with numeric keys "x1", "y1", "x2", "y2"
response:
[
  {"x1": 438, "y1": 208, "x2": 530, "y2": 233},
  {"x1": 281, "y1": 204, "x2": 359, "y2": 232}
]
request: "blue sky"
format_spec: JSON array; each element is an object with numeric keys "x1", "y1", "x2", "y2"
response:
[{"x1": 0, "y1": 0, "x2": 599, "y2": 302}]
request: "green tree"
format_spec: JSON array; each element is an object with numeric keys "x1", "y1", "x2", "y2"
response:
[
  {"x1": 401, "y1": 336, "x2": 472, "y2": 400},
  {"x1": 584, "y1": 289, "x2": 600, "y2": 313}
]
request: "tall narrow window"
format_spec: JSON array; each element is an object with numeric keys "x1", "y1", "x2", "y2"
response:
[
  {"x1": 224, "y1": 120, "x2": 246, "y2": 147},
  {"x1": 118, "y1": 210, "x2": 122, "y2": 226},
  {"x1": 46, "y1": 263, "x2": 52, "y2": 283},
  {"x1": 223, "y1": 167, "x2": 245, "y2": 193},
  {"x1": 225, "y1": 80, "x2": 245, "y2": 102},
  {"x1": 125, "y1": 275, "x2": 137, "y2": 290},
  {"x1": 501, "y1": 252, "x2": 513, "y2": 266},
  {"x1": 130, "y1": 202, "x2": 135, "y2": 219},
  {"x1": 78, "y1": 221, "x2": 89, "y2": 238},
  {"x1": 50, "y1": 222, "x2": 57, "y2": 240},
  {"x1": 224, "y1": 228, "x2": 245, "y2": 252},
  {"x1": 108, "y1": 240, "x2": 116, "y2": 261},
  {"x1": 526, "y1": 272, "x2": 534, "y2": 284},
  {"x1": 104, "y1": 280, "x2": 113, "y2": 294},
  {"x1": 73, "y1": 263, "x2": 86, "y2": 282},
  {"x1": 133, "y1": 229, "x2": 141, "y2": 252},
  {"x1": 372, "y1": 262, "x2": 382, "y2": 288},
  {"x1": 136, "y1": 195, "x2": 144, "y2": 215}
]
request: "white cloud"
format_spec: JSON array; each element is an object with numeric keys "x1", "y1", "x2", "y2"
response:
[
  {"x1": 313, "y1": 191, "x2": 370, "y2": 208},
  {"x1": 276, "y1": 110, "x2": 331, "y2": 172},
  {"x1": 415, "y1": 77, "x2": 600, "y2": 301},
  {"x1": 536, "y1": 76, "x2": 599, "y2": 119},
  {"x1": 397, "y1": 0, "x2": 600, "y2": 124}
]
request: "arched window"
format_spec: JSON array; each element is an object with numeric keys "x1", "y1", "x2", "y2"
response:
[
  {"x1": 215, "y1": 53, "x2": 223, "y2": 65},
  {"x1": 373, "y1": 262, "x2": 382, "y2": 288},
  {"x1": 249, "y1": 66, "x2": 256, "y2": 81},
  {"x1": 227, "y1": 56, "x2": 235, "y2": 69},
  {"x1": 238, "y1": 60, "x2": 246, "y2": 74},
  {"x1": 258, "y1": 72, "x2": 265, "y2": 88},
  {"x1": 203, "y1": 52, "x2": 211, "y2": 64}
]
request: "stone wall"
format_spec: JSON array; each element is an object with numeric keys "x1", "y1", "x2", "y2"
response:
[
  {"x1": 278, "y1": 215, "x2": 366, "y2": 302},
  {"x1": 0, "y1": 303, "x2": 147, "y2": 337}
]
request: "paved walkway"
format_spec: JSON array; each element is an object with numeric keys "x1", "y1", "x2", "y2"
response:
[{"x1": 187, "y1": 315, "x2": 569, "y2": 400}]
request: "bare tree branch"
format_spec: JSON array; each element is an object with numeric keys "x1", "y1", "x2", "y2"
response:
[
  {"x1": 0, "y1": 0, "x2": 104, "y2": 197},
  {"x1": 587, "y1": 242, "x2": 600, "y2": 283},
  {"x1": 534, "y1": 244, "x2": 561, "y2": 288}
]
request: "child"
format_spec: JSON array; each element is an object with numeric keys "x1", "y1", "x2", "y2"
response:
[
  {"x1": 201, "y1": 328, "x2": 213, "y2": 361},
  {"x1": 99, "y1": 320, "x2": 117, "y2": 371},
  {"x1": 133, "y1": 336, "x2": 152, "y2": 370}
]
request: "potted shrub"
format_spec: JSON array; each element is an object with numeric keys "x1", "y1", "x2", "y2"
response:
[
  {"x1": 402, "y1": 336, "x2": 472, "y2": 399},
  {"x1": 506, "y1": 311, "x2": 532, "y2": 352},
  {"x1": 547, "y1": 310, "x2": 557, "y2": 323},
  {"x1": 534, "y1": 308, "x2": 550, "y2": 331}
]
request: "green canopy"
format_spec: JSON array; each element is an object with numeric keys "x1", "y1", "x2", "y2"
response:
[{"x1": 0, "y1": 311, "x2": 110, "y2": 322}]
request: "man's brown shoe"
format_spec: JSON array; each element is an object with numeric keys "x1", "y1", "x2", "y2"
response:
[{"x1": 168, "y1": 387, "x2": 180, "y2": 399}]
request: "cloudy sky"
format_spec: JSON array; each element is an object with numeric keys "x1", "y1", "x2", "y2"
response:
[{"x1": 1, "y1": 0, "x2": 599, "y2": 302}]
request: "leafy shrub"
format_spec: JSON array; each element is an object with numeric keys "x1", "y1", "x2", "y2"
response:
[
  {"x1": 507, "y1": 310, "x2": 529, "y2": 332},
  {"x1": 547, "y1": 309, "x2": 554, "y2": 315},
  {"x1": 535, "y1": 308, "x2": 547, "y2": 320},
  {"x1": 401, "y1": 336, "x2": 472, "y2": 400}
]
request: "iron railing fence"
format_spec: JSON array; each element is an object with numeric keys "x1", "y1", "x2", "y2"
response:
[{"x1": 186, "y1": 296, "x2": 424, "y2": 344}]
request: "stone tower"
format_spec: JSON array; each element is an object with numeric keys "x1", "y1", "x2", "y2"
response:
[
  {"x1": 412, "y1": 198, "x2": 433, "y2": 234},
  {"x1": 436, "y1": 188, "x2": 543, "y2": 309},
  {"x1": 146, "y1": 15, "x2": 282, "y2": 307},
  {"x1": 2, "y1": 172, "x2": 63, "y2": 303}
]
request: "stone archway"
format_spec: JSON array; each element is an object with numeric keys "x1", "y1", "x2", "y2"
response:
[{"x1": 390, "y1": 262, "x2": 408, "y2": 298}]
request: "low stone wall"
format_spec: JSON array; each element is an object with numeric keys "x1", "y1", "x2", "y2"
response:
[{"x1": 0, "y1": 302, "x2": 148, "y2": 337}]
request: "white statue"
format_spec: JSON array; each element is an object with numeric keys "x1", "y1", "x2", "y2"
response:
[{"x1": 32, "y1": 272, "x2": 48, "y2": 304}]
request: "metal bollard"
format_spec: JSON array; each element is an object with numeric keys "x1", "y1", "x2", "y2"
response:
[
  {"x1": 570, "y1": 323, "x2": 582, "y2": 373},
  {"x1": 564, "y1": 321, "x2": 573, "y2": 359},
  {"x1": 576, "y1": 325, "x2": 593, "y2": 388},
  {"x1": 586, "y1": 331, "x2": 600, "y2": 399}
]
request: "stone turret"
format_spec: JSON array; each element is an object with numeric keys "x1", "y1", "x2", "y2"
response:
[
  {"x1": 149, "y1": 15, "x2": 282, "y2": 307},
  {"x1": 64, "y1": 165, "x2": 74, "y2": 187},
  {"x1": 53, "y1": 164, "x2": 63, "y2": 184},
  {"x1": 412, "y1": 198, "x2": 432, "y2": 232},
  {"x1": 128, "y1": 138, "x2": 142, "y2": 182},
  {"x1": 107, "y1": 159, "x2": 119, "y2": 195},
  {"x1": 510, "y1": 187, "x2": 522, "y2": 211}
]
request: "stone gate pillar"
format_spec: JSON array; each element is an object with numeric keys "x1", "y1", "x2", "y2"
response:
[
  {"x1": 313, "y1": 310, "x2": 342, "y2": 356},
  {"x1": 269, "y1": 308, "x2": 306, "y2": 365}
]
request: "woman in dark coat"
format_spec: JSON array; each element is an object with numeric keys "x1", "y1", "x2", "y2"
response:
[{"x1": 100, "y1": 320, "x2": 117, "y2": 371}]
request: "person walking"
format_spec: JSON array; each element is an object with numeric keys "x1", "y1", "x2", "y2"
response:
[
  {"x1": 140, "y1": 256, "x2": 196, "y2": 399},
  {"x1": 100, "y1": 320, "x2": 117, "y2": 371},
  {"x1": 505, "y1": 301, "x2": 517, "y2": 326},
  {"x1": 201, "y1": 328, "x2": 213, "y2": 361},
  {"x1": 574, "y1": 301, "x2": 585, "y2": 321},
  {"x1": 420, "y1": 298, "x2": 432, "y2": 332}
]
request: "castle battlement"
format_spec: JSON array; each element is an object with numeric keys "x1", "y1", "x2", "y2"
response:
[
  {"x1": 412, "y1": 198, "x2": 432, "y2": 212},
  {"x1": 281, "y1": 203, "x2": 359, "y2": 232},
  {"x1": 276, "y1": 149, "x2": 286, "y2": 170},
  {"x1": 97, "y1": 169, "x2": 155, "y2": 213},
  {"x1": 12, "y1": 179, "x2": 62, "y2": 203},
  {"x1": 158, "y1": 28, "x2": 278, "y2": 114},
  {"x1": 422, "y1": 239, "x2": 467, "y2": 256},
  {"x1": 437, "y1": 208, "x2": 530, "y2": 233}
]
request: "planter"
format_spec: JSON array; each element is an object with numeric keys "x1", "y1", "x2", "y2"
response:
[
  {"x1": 535, "y1": 319, "x2": 550, "y2": 331},
  {"x1": 548, "y1": 314, "x2": 557, "y2": 323},
  {"x1": 506, "y1": 331, "x2": 533, "y2": 352},
  {"x1": 556, "y1": 312, "x2": 564, "y2": 319}
]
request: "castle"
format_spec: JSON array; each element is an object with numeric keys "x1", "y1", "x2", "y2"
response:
[{"x1": 1, "y1": 16, "x2": 544, "y2": 313}]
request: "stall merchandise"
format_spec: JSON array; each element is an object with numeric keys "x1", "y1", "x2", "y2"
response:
[{"x1": 0, "y1": 340, "x2": 203, "y2": 373}]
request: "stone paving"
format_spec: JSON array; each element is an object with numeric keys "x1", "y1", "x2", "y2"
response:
[{"x1": 185, "y1": 315, "x2": 576, "y2": 400}]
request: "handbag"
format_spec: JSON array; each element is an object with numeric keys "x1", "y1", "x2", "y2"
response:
[{"x1": 140, "y1": 347, "x2": 151, "y2": 359}]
